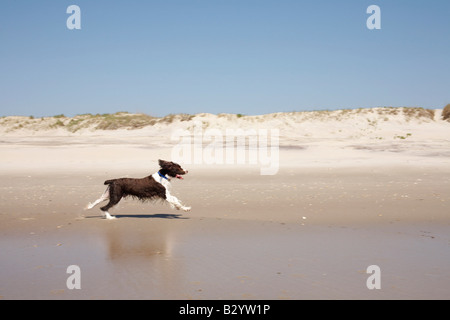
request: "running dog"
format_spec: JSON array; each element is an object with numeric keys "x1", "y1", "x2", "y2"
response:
[{"x1": 86, "y1": 160, "x2": 190, "y2": 219}]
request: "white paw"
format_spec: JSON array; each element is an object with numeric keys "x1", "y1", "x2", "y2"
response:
[
  {"x1": 182, "y1": 206, "x2": 191, "y2": 212},
  {"x1": 85, "y1": 203, "x2": 93, "y2": 210},
  {"x1": 104, "y1": 212, "x2": 117, "y2": 220}
]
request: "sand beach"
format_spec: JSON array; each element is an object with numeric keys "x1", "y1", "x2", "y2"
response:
[{"x1": 0, "y1": 108, "x2": 449, "y2": 299}]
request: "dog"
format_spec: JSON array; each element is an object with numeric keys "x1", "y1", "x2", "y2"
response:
[{"x1": 86, "y1": 159, "x2": 191, "y2": 220}]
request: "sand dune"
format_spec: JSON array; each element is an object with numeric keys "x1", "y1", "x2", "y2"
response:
[
  {"x1": 0, "y1": 107, "x2": 446, "y2": 139},
  {"x1": 1, "y1": 107, "x2": 448, "y2": 173}
]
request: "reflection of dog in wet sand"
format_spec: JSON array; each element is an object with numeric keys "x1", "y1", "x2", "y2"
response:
[{"x1": 86, "y1": 160, "x2": 190, "y2": 220}]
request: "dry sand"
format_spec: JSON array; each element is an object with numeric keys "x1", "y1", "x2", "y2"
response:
[{"x1": 0, "y1": 109, "x2": 449, "y2": 299}]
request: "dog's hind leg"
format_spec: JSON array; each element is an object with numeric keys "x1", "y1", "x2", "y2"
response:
[
  {"x1": 86, "y1": 187, "x2": 110, "y2": 210},
  {"x1": 100, "y1": 185, "x2": 122, "y2": 220}
]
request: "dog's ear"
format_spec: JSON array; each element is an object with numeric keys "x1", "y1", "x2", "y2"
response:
[{"x1": 158, "y1": 159, "x2": 168, "y2": 168}]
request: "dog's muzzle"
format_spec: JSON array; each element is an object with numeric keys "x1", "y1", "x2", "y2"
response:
[{"x1": 176, "y1": 170, "x2": 188, "y2": 179}]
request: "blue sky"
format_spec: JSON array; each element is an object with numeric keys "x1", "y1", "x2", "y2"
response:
[{"x1": 1, "y1": 0, "x2": 449, "y2": 117}]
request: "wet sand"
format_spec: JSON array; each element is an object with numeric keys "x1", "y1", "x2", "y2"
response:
[{"x1": 1, "y1": 166, "x2": 449, "y2": 299}]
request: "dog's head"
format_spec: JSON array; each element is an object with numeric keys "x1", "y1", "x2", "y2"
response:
[{"x1": 158, "y1": 159, "x2": 188, "y2": 180}]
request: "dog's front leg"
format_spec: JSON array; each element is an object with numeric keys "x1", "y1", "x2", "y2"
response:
[{"x1": 165, "y1": 191, "x2": 191, "y2": 212}]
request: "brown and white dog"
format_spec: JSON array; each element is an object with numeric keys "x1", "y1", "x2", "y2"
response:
[{"x1": 86, "y1": 160, "x2": 190, "y2": 219}]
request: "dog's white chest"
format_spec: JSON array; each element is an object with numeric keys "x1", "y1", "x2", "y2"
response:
[{"x1": 152, "y1": 172, "x2": 171, "y2": 190}]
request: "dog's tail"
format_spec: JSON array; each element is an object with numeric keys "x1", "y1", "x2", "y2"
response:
[{"x1": 104, "y1": 179, "x2": 116, "y2": 185}]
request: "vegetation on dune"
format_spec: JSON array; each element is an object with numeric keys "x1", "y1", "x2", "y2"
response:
[
  {"x1": 0, "y1": 112, "x2": 197, "y2": 132},
  {"x1": 442, "y1": 104, "x2": 450, "y2": 121},
  {"x1": 286, "y1": 107, "x2": 435, "y2": 122},
  {"x1": 0, "y1": 107, "x2": 445, "y2": 133},
  {"x1": 65, "y1": 112, "x2": 194, "y2": 132},
  {"x1": 401, "y1": 107, "x2": 435, "y2": 120},
  {"x1": 92, "y1": 113, "x2": 157, "y2": 131}
]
